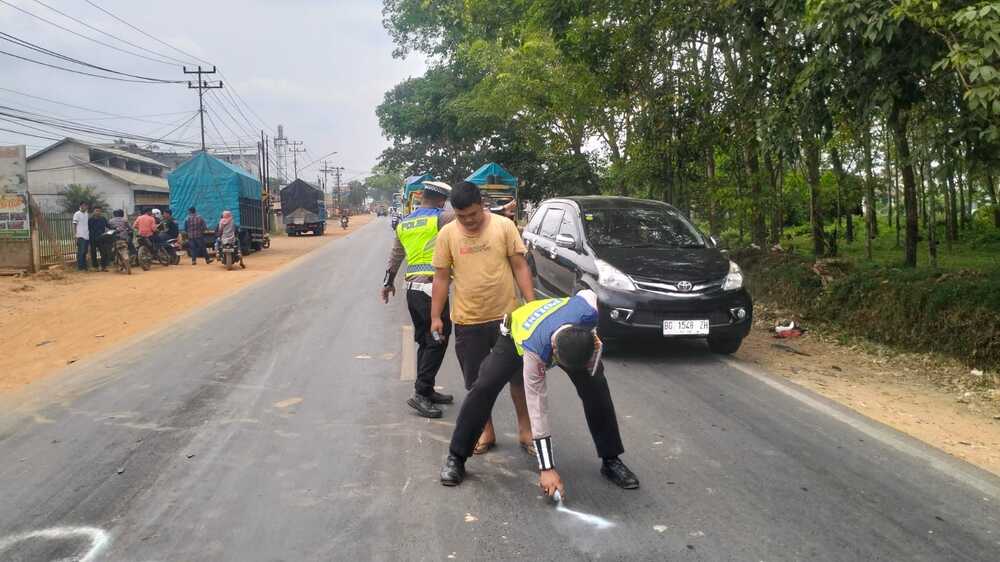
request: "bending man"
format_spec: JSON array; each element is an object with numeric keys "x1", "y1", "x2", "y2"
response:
[{"x1": 440, "y1": 290, "x2": 639, "y2": 496}]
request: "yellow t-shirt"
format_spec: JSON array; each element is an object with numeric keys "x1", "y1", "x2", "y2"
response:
[{"x1": 432, "y1": 213, "x2": 527, "y2": 325}]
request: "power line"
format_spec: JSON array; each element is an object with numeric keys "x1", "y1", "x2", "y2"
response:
[
  {"x1": 0, "y1": 47, "x2": 179, "y2": 83},
  {"x1": 0, "y1": 125, "x2": 62, "y2": 142},
  {"x1": 206, "y1": 90, "x2": 256, "y2": 140},
  {"x1": 0, "y1": 0, "x2": 182, "y2": 67},
  {"x1": 0, "y1": 86, "x2": 188, "y2": 123},
  {"x1": 184, "y1": 66, "x2": 223, "y2": 151},
  {"x1": 0, "y1": 32, "x2": 182, "y2": 83},
  {"x1": 83, "y1": 0, "x2": 208, "y2": 66},
  {"x1": 29, "y1": 0, "x2": 186, "y2": 66}
]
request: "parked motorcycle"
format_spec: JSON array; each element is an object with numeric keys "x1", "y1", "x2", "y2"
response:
[
  {"x1": 341, "y1": 215, "x2": 349, "y2": 230},
  {"x1": 135, "y1": 235, "x2": 154, "y2": 271},
  {"x1": 218, "y1": 237, "x2": 245, "y2": 271},
  {"x1": 104, "y1": 229, "x2": 131, "y2": 274},
  {"x1": 167, "y1": 238, "x2": 182, "y2": 265}
]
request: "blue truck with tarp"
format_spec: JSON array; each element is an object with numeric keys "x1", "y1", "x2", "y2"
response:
[
  {"x1": 466, "y1": 162, "x2": 519, "y2": 220},
  {"x1": 168, "y1": 152, "x2": 265, "y2": 253}
]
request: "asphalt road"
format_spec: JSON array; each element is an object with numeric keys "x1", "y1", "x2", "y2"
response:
[{"x1": 1, "y1": 218, "x2": 998, "y2": 562}]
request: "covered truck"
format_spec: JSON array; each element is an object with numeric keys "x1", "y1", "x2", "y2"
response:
[
  {"x1": 280, "y1": 179, "x2": 326, "y2": 236},
  {"x1": 465, "y1": 163, "x2": 519, "y2": 220},
  {"x1": 168, "y1": 152, "x2": 265, "y2": 252},
  {"x1": 401, "y1": 173, "x2": 433, "y2": 215}
]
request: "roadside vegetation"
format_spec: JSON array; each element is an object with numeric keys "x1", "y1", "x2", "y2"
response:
[{"x1": 375, "y1": 0, "x2": 1000, "y2": 370}]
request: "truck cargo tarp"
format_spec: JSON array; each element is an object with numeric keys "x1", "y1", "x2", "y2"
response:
[
  {"x1": 466, "y1": 163, "x2": 517, "y2": 187},
  {"x1": 280, "y1": 179, "x2": 325, "y2": 224},
  {"x1": 168, "y1": 152, "x2": 261, "y2": 228}
]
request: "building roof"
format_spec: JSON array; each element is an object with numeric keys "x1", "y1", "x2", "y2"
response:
[
  {"x1": 28, "y1": 138, "x2": 169, "y2": 168},
  {"x1": 84, "y1": 161, "x2": 169, "y2": 191}
]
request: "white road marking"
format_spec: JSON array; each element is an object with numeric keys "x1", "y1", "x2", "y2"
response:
[
  {"x1": 723, "y1": 358, "x2": 1000, "y2": 501},
  {"x1": 273, "y1": 397, "x2": 303, "y2": 409},
  {"x1": 400, "y1": 325, "x2": 416, "y2": 381},
  {"x1": 0, "y1": 526, "x2": 109, "y2": 562},
  {"x1": 555, "y1": 501, "x2": 615, "y2": 529}
]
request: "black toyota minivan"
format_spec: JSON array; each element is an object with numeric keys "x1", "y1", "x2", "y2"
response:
[{"x1": 522, "y1": 196, "x2": 752, "y2": 353}]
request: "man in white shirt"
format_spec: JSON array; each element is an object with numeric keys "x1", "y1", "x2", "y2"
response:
[{"x1": 72, "y1": 202, "x2": 90, "y2": 271}]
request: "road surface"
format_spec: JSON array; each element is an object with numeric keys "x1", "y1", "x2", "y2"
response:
[{"x1": 1, "y1": 218, "x2": 998, "y2": 561}]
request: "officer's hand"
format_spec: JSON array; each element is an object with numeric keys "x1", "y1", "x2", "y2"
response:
[
  {"x1": 380, "y1": 285, "x2": 395, "y2": 303},
  {"x1": 539, "y1": 469, "x2": 565, "y2": 498},
  {"x1": 502, "y1": 200, "x2": 516, "y2": 218},
  {"x1": 430, "y1": 317, "x2": 444, "y2": 339}
]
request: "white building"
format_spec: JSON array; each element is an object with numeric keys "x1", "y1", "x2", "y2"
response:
[{"x1": 27, "y1": 138, "x2": 170, "y2": 213}]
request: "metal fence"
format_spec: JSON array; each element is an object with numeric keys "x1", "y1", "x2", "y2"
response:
[{"x1": 34, "y1": 211, "x2": 76, "y2": 267}]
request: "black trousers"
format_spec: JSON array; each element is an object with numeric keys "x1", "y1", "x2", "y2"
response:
[
  {"x1": 90, "y1": 238, "x2": 110, "y2": 269},
  {"x1": 449, "y1": 334, "x2": 625, "y2": 461},
  {"x1": 454, "y1": 321, "x2": 522, "y2": 390},
  {"x1": 406, "y1": 289, "x2": 451, "y2": 397}
]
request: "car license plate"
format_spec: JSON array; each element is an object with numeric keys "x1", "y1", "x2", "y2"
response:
[{"x1": 663, "y1": 319, "x2": 710, "y2": 336}]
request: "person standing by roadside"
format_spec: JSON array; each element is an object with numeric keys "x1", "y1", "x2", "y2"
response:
[
  {"x1": 382, "y1": 181, "x2": 455, "y2": 418},
  {"x1": 184, "y1": 207, "x2": 212, "y2": 265},
  {"x1": 72, "y1": 202, "x2": 90, "y2": 271},
  {"x1": 430, "y1": 181, "x2": 535, "y2": 454},
  {"x1": 87, "y1": 206, "x2": 110, "y2": 272}
]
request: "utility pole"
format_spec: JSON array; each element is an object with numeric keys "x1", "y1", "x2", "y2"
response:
[
  {"x1": 333, "y1": 166, "x2": 345, "y2": 212},
  {"x1": 288, "y1": 140, "x2": 305, "y2": 179},
  {"x1": 183, "y1": 66, "x2": 223, "y2": 152}
]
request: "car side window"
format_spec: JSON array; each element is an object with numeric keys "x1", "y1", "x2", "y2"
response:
[
  {"x1": 524, "y1": 206, "x2": 546, "y2": 235},
  {"x1": 539, "y1": 208, "x2": 565, "y2": 240},
  {"x1": 558, "y1": 212, "x2": 578, "y2": 239}
]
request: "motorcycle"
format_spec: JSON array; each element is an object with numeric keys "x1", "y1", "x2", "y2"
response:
[
  {"x1": 134, "y1": 235, "x2": 154, "y2": 271},
  {"x1": 149, "y1": 236, "x2": 177, "y2": 266},
  {"x1": 341, "y1": 215, "x2": 349, "y2": 230},
  {"x1": 104, "y1": 229, "x2": 131, "y2": 274},
  {"x1": 167, "y1": 238, "x2": 182, "y2": 265},
  {"x1": 218, "y1": 236, "x2": 245, "y2": 271}
]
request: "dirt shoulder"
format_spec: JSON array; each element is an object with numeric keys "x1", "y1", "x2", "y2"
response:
[
  {"x1": 0, "y1": 214, "x2": 373, "y2": 394},
  {"x1": 736, "y1": 306, "x2": 1000, "y2": 477}
]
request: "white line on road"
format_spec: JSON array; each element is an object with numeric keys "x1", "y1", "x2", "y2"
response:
[
  {"x1": 723, "y1": 358, "x2": 1000, "y2": 501},
  {"x1": 400, "y1": 325, "x2": 416, "y2": 381},
  {"x1": 0, "y1": 526, "x2": 109, "y2": 562}
]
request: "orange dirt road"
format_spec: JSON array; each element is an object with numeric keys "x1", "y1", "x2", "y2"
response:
[{"x1": 0, "y1": 214, "x2": 372, "y2": 394}]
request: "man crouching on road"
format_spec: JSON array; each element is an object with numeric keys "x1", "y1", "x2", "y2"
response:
[
  {"x1": 381, "y1": 181, "x2": 455, "y2": 418},
  {"x1": 440, "y1": 289, "x2": 639, "y2": 495}
]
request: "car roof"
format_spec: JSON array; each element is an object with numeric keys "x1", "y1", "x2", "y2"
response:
[{"x1": 545, "y1": 196, "x2": 674, "y2": 212}]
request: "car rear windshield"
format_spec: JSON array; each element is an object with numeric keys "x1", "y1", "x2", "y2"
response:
[{"x1": 581, "y1": 206, "x2": 707, "y2": 248}]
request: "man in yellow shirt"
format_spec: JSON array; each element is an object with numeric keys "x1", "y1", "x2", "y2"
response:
[{"x1": 430, "y1": 181, "x2": 534, "y2": 454}]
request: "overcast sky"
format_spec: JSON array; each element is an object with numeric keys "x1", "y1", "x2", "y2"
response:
[{"x1": 0, "y1": 0, "x2": 425, "y2": 182}]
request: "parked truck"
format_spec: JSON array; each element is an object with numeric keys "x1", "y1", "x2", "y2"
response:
[
  {"x1": 168, "y1": 152, "x2": 265, "y2": 253},
  {"x1": 279, "y1": 179, "x2": 326, "y2": 236}
]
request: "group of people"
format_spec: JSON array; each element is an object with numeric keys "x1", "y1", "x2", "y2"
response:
[
  {"x1": 71, "y1": 203, "x2": 235, "y2": 271},
  {"x1": 382, "y1": 181, "x2": 639, "y2": 499}
]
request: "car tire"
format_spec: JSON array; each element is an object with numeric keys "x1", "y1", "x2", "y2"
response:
[{"x1": 707, "y1": 335, "x2": 743, "y2": 354}]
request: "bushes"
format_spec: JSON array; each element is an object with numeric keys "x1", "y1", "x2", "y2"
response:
[{"x1": 735, "y1": 249, "x2": 1000, "y2": 371}]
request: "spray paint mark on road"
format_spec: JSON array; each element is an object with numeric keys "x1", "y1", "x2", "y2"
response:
[
  {"x1": 554, "y1": 499, "x2": 616, "y2": 529},
  {"x1": 0, "y1": 526, "x2": 109, "y2": 562},
  {"x1": 400, "y1": 326, "x2": 416, "y2": 381}
]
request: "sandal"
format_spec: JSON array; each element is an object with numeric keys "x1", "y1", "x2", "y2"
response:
[{"x1": 473, "y1": 440, "x2": 496, "y2": 455}]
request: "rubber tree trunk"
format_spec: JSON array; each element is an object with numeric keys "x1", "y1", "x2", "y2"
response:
[
  {"x1": 988, "y1": 172, "x2": 1000, "y2": 229},
  {"x1": 744, "y1": 143, "x2": 767, "y2": 247},
  {"x1": 707, "y1": 147, "x2": 720, "y2": 238},
  {"x1": 862, "y1": 129, "x2": 876, "y2": 260},
  {"x1": 804, "y1": 136, "x2": 826, "y2": 257},
  {"x1": 889, "y1": 107, "x2": 918, "y2": 267},
  {"x1": 830, "y1": 146, "x2": 851, "y2": 247}
]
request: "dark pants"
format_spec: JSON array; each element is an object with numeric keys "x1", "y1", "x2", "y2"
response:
[
  {"x1": 449, "y1": 335, "x2": 625, "y2": 461},
  {"x1": 75, "y1": 238, "x2": 89, "y2": 270},
  {"x1": 454, "y1": 320, "x2": 522, "y2": 390},
  {"x1": 188, "y1": 237, "x2": 208, "y2": 262},
  {"x1": 406, "y1": 289, "x2": 451, "y2": 396},
  {"x1": 90, "y1": 238, "x2": 110, "y2": 269}
]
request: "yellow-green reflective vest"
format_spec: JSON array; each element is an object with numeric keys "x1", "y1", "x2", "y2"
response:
[
  {"x1": 510, "y1": 298, "x2": 571, "y2": 357},
  {"x1": 397, "y1": 207, "x2": 441, "y2": 279}
]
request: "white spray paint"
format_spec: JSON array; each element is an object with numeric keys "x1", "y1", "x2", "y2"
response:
[
  {"x1": 0, "y1": 526, "x2": 110, "y2": 562},
  {"x1": 552, "y1": 493, "x2": 615, "y2": 530}
]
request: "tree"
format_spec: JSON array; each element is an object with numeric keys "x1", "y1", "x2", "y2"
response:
[{"x1": 60, "y1": 184, "x2": 108, "y2": 213}]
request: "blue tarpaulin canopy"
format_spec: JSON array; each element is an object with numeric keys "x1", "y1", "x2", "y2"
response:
[
  {"x1": 168, "y1": 152, "x2": 261, "y2": 228},
  {"x1": 404, "y1": 173, "x2": 433, "y2": 189},
  {"x1": 465, "y1": 163, "x2": 517, "y2": 187}
]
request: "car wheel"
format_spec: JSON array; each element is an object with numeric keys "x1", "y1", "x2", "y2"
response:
[{"x1": 707, "y1": 335, "x2": 743, "y2": 354}]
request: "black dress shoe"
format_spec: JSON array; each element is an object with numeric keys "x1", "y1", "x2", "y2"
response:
[
  {"x1": 440, "y1": 454, "x2": 465, "y2": 486},
  {"x1": 601, "y1": 457, "x2": 639, "y2": 489},
  {"x1": 428, "y1": 391, "x2": 453, "y2": 404},
  {"x1": 407, "y1": 394, "x2": 442, "y2": 418}
]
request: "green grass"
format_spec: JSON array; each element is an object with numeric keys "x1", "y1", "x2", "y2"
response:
[{"x1": 777, "y1": 217, "x2": 1000, "y2": 273}]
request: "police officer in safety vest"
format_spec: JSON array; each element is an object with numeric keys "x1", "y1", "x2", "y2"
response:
[
  {"x1": 382, "y1": 181, "x2": 456, "y2": 418},
  {"x1": 440, "y1": 289, "x2": 640, "y2": 496}
]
